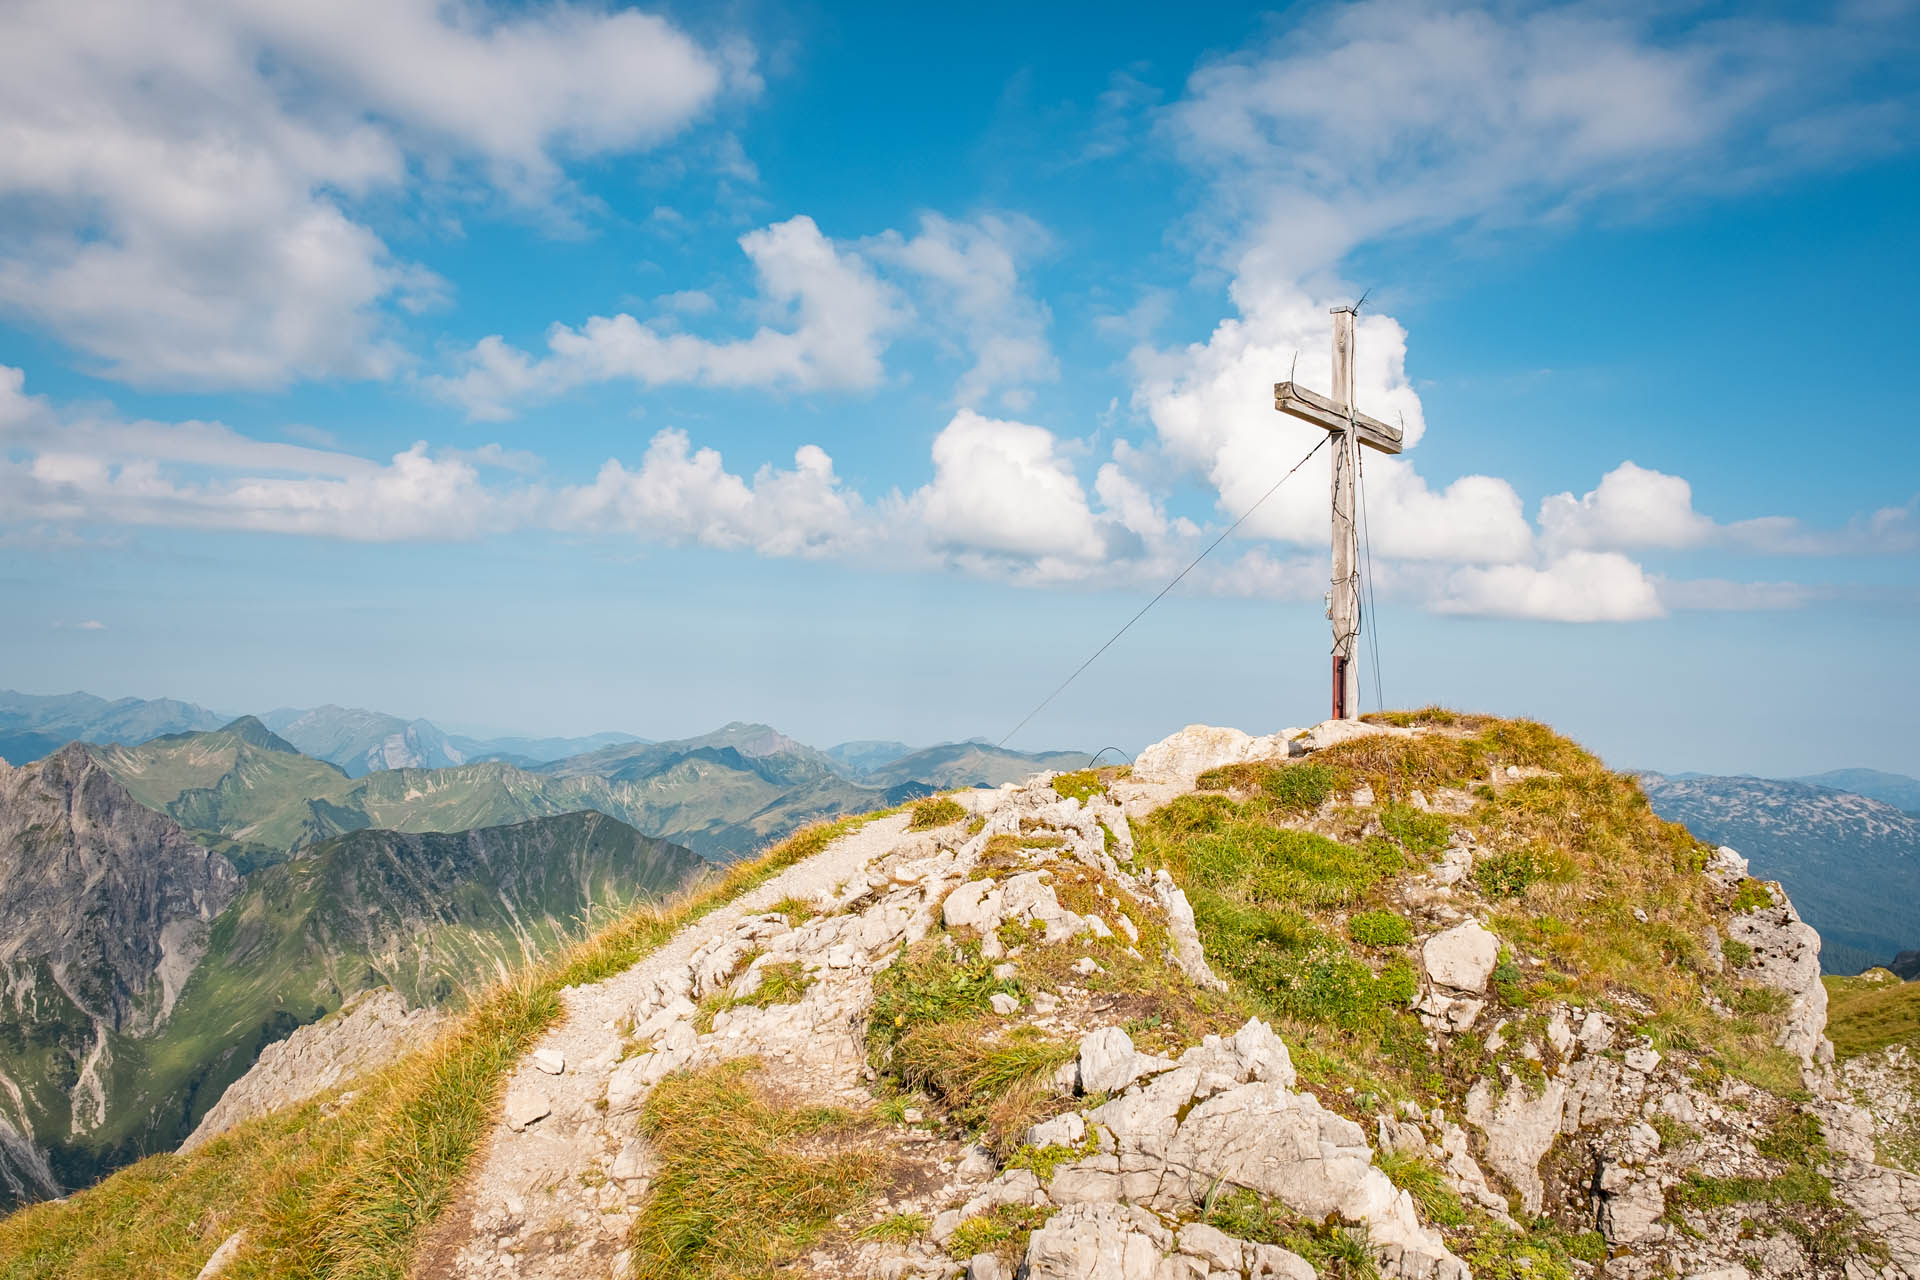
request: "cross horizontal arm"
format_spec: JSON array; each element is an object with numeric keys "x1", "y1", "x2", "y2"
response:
[{"x1": 1273, "y1": 381, "x2": 1404, "y2": 455}]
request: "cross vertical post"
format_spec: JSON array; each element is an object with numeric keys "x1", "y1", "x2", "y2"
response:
[
  {"x1": 1274, "y1": 306, "x2": 1402, "y2": 723},
  {"x1": 1328, "y1": 306, "x2": 1360, "y2": 720}
]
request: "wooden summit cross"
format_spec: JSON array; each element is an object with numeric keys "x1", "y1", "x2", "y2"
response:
[{"x1": 1274, "y1": 306, "x2": 1403, "y2": 722}]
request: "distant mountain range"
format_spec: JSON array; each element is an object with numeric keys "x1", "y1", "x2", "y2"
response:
[
  {"x1": 1639, "y1": 772, "x2": 1920, "y2": 976},
  {"x1": 1790, "y1": 768, "x2": 1920, "y2": 815},
  {"x1": 0, "y1": 690, "x2": 1083, "y2": 787},
  {"x1": 0, "y1": 741, "x2": 704, "y2": 1208}
]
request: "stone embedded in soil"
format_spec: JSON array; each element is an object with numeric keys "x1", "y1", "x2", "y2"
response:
[
  {"x1": 1422, "y1": 919, "x2": 1500, "y2": 993},
  {"x1": 502, "y1": 1088, "x2": 551, "y2": 1132}
]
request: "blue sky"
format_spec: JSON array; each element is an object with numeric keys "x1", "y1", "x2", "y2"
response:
[{"x1": 2, "y1": 0, "x2": 1917, "y2": 775}]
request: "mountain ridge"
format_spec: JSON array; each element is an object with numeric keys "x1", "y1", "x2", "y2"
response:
[{"x1": 1640, "y1": 771, "x2": 1920, "y2": 975}]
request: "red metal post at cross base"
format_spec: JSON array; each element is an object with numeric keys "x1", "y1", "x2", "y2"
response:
[{"x1": 1332, "y1": 654, "x2": 1351, "y2": 721}]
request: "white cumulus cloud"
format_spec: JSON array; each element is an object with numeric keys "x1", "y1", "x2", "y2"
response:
[
  {"x1": 1436, "y1": 551, "x2": 1664, "y2": 622},
  {"x1": 431, "y1": 216, "x2": 907, "y2": 419},
  {"x1": 0, "y1": 0, "x2": 740, "y2": 389},
  {"x1": 913, "y1": 410, "x2": 1105, "y2": 564}
]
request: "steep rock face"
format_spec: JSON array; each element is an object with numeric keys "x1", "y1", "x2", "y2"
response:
[
  {"x1": 0, "y1": 745, "x2": 238, "y2": 1031},
  {"x1": 0, "y1": 745, "x2": 237, "y2": 1202}
]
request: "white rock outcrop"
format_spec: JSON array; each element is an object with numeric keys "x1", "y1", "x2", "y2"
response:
[
  {"x1": 1130, "y1": 725, "x2": 1298, "y2": 786},
  {"x1": 1727, "y1": 890, "x2": 1832, "y2": 1071}
]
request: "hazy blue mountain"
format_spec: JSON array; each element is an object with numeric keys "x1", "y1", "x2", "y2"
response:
[
  {"x1": 1793, "y1": 768, "x2": 1920, "y2": 815},
  {"x1": 260, "y1": 705, "x2": 468, "y2": 776},
  {"x1": 865, "y1": 741, "x2": 1091, "y2": 789},
  {"x1": 1640, "y1": 772, "x2": 1920, "y2": 975},
  {"x1": 450, "y1": 730, "x2": 647, "y2": 765},
  {"x1": 0, "y1": 690, "x2": 225, "y2": 758},
  {"x1": 826, "y1": 740, "x2": 916, "y2": 776},
  {"x1": 539, "y1": 722, "x2": 841, "y2": 787}
]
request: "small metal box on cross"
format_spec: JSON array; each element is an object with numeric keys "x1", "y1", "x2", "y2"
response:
[{"x1": 1273, "y1": 307, "x2": 1403, "y2": 722}]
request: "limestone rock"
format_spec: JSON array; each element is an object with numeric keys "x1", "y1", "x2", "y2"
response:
[
  {"x1": 1292, "y1": 718, "x2": 1412, "y2": 754},
  {"x1": 1131, "y1": 726, "x2": 1295, "y2": 787},
  {"x1": 1152, "y1": 871, "x2": 1225, "y2": 991},
  {"x1": 502, "y1": 1088, "x2": 551, "y2": 1132},
  {"x1": 1024, "y1": 1203, "x2": 1169, "y2": 1280},
  {"x1": 195, "y1": 1230, "x2": 247, "y2": 1279},
  {"x1": 1727, "y1": 888, "x2": 1832, "y2": 1069},
  {"x1": 1422, "y1": 921, "x2": 1499, "y2": 994},
  {"x1": 1077, "y1": 1027, "x2": 1170, "y2": 1096},
  {"x1": 1594, "y1": 1154, "x2": 1666, "y2": 1245},
  {"x1": 1465, "y1": 1076, "x2": 1567, "y2": 1215}
]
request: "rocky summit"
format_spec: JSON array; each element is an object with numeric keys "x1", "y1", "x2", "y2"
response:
[{"x1": 1, "y1": 712, "x2": 1916, "y2": 1280}]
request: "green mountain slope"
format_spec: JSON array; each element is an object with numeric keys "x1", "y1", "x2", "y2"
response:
[
  {"x1": 88, "y1": 720, "x2": 358, "y2": 865},
  {"x1": 1, "y1": 807, "x2": 703, "y2": 1207}
]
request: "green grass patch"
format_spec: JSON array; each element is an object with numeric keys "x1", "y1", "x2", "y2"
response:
[
  {"x1": 945, "y1": 1204, "x2": 1054, "y2": 1266},
  {"x1": 1050, "y1": 770, "x2": 1106, "y2": 804},
  {"x1": 1730, "y1": 879, "x2": 1776, "y2": 914},
  {"x1": 855, "y1": 1212, "x2": 928, "y2": 1243},
  {"x1": 1201, "y1": 1188, "x2": 1379, "y2": 1279},
  {"x1": 1348, "y1": 910, "x2": 1413, "y2": 948},
  {"x1": 909, "y1": 796, "x2": 967, "y2": 831},
  {"x1": 628, "y1": 1059, "x2": 882, "y2": 1279},
  {"x1": 1823, "y1": 969, "x2": 1920, "y2": 1060},
  {"x1": 697, "y1": 960, "x2": 815, "y2": 1030},
  {"x1": 1197, "y1": 761, "x2": 1337, "y2": 815},
  {"x1": 1374, "y1": 1149, "x2": 1467, "y2": 1226},
  {"x1": 867, "y1": 941, "x2": 1072, "y2": 1150}
]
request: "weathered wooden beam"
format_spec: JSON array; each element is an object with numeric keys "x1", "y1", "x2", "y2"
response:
[{"x1": 1273, "y1": 381, "x2": 1404, "y2": 455}]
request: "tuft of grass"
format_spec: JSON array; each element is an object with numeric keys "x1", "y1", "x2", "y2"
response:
[
  {"x1": 867, "y1": 940, "x2": 1075, "y2": 1151},
  {"x1": 1722, "y1": 937, "x2": 1754, "y2": 968},
  {"x1": 1197, "y1": 761, "x2": 1337, "y2": 815},
  {"x1": 768, "y1": 895, "x2": 818, "y2": 926},
  {"x1": 909, "y1": 796, "x2": 967, "y2": 831},
  {"x1": 628, "y1": 1059, "x2": 883, "y2": 1280},
  {"x1": 1473, "y1": 843, "x2": 1573, "y2": 899},
  {"x1": 1349, "y1": 910, "x2": 1413, "y2": 948},
  {"x1": 1362, "y1": 707, "x2": 1495, "y2": 731},
  {"x1": 1201, "y1": 1189, "x2": 1379, "y2": 1279},
  {"x1": 0, "y1": 814, "x2": 883, "y2": 1280},
  {"x1": 1461, "y1": 1227, "x2": 1584, "y2": 1280},
  {"x1": 697, "y1": 960, "x2": 815, "y2": 1030},
  {"x1": 1730, "y1": 879, "x2": 1776, "y2": 914},
  {"x1": 1375, "y1": 1149, "x2": 1467, "y2": 1227},
  {"x1": 1050, "y1": 770, "x2": 1106, "y2": 804},
  {"x1": 1004, "y1": 1126, "x2": 1099, "y2": 1181},
  {"x1": 945, "y1": 1204, "x2": 1054, "y2": 1266},
  {"x1": 855, "y1": 1212, "x2": 928, "y2": 1244}
]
